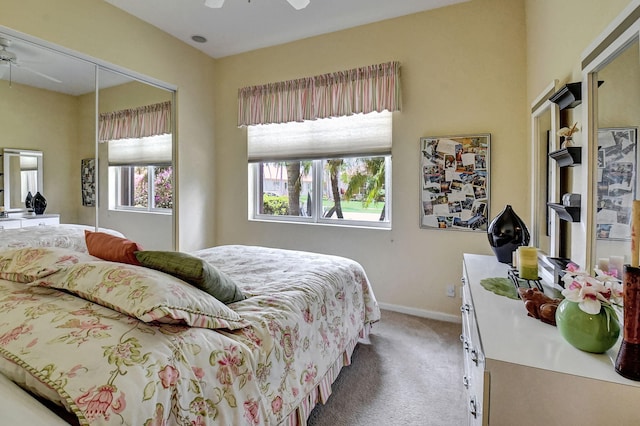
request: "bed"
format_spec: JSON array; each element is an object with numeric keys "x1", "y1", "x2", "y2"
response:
[
  {"x1": 0, "y1": 244, "x2": 380, "y2": 425},
  {"x1": 0, "y1": 224, "x2": 124, "y2": 253}
]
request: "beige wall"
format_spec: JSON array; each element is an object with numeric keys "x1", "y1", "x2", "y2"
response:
[
  {"x1": 214, "y1": 0, "x2": 528, "y2": 319},
  {"x1": 0, "y1": 81, "x2": 81, "y2": 219},
  {"x1": 1, "y1": 0, "x2": 217, "y2": 251},
  {"x1": 525, "y1": 0, "x2": 633, "y2": 103}
]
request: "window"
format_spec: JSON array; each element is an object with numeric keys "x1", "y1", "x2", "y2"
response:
[
  {"x1": 107, "y1": 133, "x2": 172, "y2": 213},
  {"x1": 249, "y1": 112, "x2": 392, "y2": 228},
  {"x1": 111, "y1": 165, "x2": 173, "y2": 211}
]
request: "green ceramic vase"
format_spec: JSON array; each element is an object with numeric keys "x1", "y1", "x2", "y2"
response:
[{"x1": 555, "y1": 299, "x2": 620, "y2": 353}]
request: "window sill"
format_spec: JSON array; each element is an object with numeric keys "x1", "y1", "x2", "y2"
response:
[
  {"x1": 249, "y1": 216, "x2": 391, "y2": 230},
  {"x1": 108, "y1": 208, "x2": 172, "y2": 216}
]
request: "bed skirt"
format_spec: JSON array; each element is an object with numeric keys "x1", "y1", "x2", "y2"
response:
[{"x1": 283, "y1": 322, "x2": 373, "y2": 425}]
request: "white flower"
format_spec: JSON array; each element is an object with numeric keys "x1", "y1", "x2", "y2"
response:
[
  {"x1": 561, "y1": 263, "x2": 622, "y2": 315},
  {"x1": 557, "y1": 123, "x2": 580, "y2": 137}
]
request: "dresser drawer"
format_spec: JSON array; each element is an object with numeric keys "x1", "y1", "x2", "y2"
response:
[
  {"x1": 0, "y1": 219, "x2": 22, "y2": 230},
  {"x1": 20, "y1": 215, "x2": 60, "y2": 227},
  {"x1": 461, "y1": 270, "x2": 486, "y2": 425}
]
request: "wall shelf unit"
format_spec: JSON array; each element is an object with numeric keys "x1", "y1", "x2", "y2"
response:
[{"x1": 549, "y1": 147, "x2": 582, "y2": 167}]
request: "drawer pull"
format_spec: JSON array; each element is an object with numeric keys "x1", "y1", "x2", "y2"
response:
[
  {"x1": 469, "y1": 397, "x2": 478, "y2": 418},
  {"x1": 460, "y1": 304, "x2": 470, "y2": 313},
  {"x1": 459, "y1": 334, "x2": 470, "y2": 351},
  {"x1": 463, "y1": 375, "x2": 470, "y2": 389},
  {"x1": 471, "y1": 349, "x2": 479, "y2": 366}
]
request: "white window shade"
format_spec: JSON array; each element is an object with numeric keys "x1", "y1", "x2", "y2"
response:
[
  {"x1": 19, "y1": 156, "x2": 39, "y2": 171},
  {"x1": 108, "y1": 134, "x2": 172, "y2": 166},
  {"x1": 247, "y1": 111, "x2": 392, "y2": 162}
]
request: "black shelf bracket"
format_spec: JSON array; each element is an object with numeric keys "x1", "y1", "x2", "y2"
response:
[
  {"x1": 548, "y1": 203, "x2": 580, "y2": 222},
  {"x1": 548, "y1": 147, "x2": 582, "y2": 167}
]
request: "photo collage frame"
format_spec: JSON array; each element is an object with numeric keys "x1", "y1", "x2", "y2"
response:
[{"x1": 420, "y1": 134, "x2": 490, "y2": 231}]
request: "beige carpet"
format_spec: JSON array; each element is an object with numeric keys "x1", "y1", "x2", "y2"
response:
[{"x1": 307, "y1": 309, "x2": 466, "y2": 426}]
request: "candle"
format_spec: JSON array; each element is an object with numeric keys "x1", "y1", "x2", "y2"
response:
[
  {"x1": 518, "y1": 247, "x2": 539, "y2": 280},
  {"x1": 632, "y1": 200, "x2": 640, "y2": 267},
  {"x1": 609, "y1": 255, "x2": 625, "y2": 279}
]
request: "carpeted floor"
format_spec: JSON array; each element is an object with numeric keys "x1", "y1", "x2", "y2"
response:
[{"x1": 307, "y1": 309, "x2": 467, "y2": 426}]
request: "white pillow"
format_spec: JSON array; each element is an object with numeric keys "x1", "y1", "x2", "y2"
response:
[
  {"x1": 34, "y1": 260, "x2": 248, "y2": 330},
  {"x1": 0, "y1": 247, "x2": 97, "y2": 283}
]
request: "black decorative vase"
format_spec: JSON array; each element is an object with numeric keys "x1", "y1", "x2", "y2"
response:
[
  {"x1": 25, "y1": 191, "x2": 33, "y2": 210},
  {"x1": 487, "y1": 204, "x2": 530, "y2": 264},
  {"x1": 32, "y1": 192, "x2": 47, "y2": 215}
]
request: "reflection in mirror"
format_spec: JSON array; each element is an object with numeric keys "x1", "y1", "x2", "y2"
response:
[
  {"x1": 2, "y1": 148, "x2": 42, "y2": 211},
  {"x1": 97, "y1": 67, "x2": 175, "y2": 250},
  {"x1": 0, "y1": 28, "x2": 98, "y2": 223},
  {"x1": 0, "y1": 26, "x2": 176, "y2": 249},
  {"x1": 592, "y1": 38, "x2": 640, "y2": 269}
]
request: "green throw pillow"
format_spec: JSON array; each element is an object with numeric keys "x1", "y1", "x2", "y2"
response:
[{"x1": 134, "y1": 251, "x2": 246, "y2": 304}]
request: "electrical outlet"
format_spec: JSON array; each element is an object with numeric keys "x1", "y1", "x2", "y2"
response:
[{"x1": 446, "y1": 284, "x2": 455, "y2": 298}]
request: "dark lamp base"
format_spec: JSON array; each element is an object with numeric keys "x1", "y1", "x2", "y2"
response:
[{"x1": 615, "y1": 341, "x2": 640, "y2": 381}]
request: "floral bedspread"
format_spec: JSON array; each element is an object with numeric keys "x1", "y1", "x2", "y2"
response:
[
  {"x1": 0, "y1": 224, "x2": 124, "y2": 253},
  {"x1": 0, "y1": 245, "x2": 380, "y2": 425}
]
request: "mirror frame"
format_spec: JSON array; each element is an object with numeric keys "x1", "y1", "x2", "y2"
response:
[
  {"x1": 531, "y1": 80, "x2": 561, "y2": 284},
  {"x1": 580, "y1": 0, "x2": 640, "y2": 272},
  {"x1": 2, "y1": 148, "x2": 43, "y2": 212}
]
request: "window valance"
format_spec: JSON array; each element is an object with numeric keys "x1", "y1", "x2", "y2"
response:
[
  {"x1": 237, "y1": 61, "x2": 401, "y2": 126},
  {"x1": 99, "y1": 100, "x2": 172, "y2": 142}
]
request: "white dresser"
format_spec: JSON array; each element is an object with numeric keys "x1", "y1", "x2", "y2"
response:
[
  {"x1": 0, "y1": 214, "x2": 59, "y2": 229},
  {"x1": 461, "y1": 253, "x2": 640, "y2": 425}
]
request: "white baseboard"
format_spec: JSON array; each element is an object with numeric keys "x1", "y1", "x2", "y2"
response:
[{"x1": 378, "y1": 302, "x2": 462, "y2": 324}]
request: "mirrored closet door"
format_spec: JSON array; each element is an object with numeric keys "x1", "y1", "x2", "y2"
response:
[{"x1": 0, "y1": 26, "x2": 176, "y2": 250}]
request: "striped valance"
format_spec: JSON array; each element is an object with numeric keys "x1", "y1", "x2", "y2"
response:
[
  {"x1": 99, "y1": 101, "x2": 172, "y2": 142},
  {"x1": 237, "y1": 61, "x2": 401, "y2": 126}
]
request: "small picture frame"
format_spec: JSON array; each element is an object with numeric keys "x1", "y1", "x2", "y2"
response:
[
  {"x1": 419, "y1": 134, "x2": 490, "y2": 231},
  {"x1": 595, "y1": 127, "x2": 638, "y2": 240},
  {"x1": 81, "y1": 158, "x2": 96, "y2": 207}
]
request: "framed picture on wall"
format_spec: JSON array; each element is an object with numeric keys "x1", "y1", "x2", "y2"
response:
[
  {"x1": 596, "y1": 127, "x2": 638, "y2": 240},
  {"x1": 81, "y1": 158, "x2": 96, "y2": 207},
  {"x1": 419, "y1": 134, "x2": 490, "y2": 231}
]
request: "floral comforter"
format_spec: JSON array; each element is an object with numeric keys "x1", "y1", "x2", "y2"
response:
[
  {"x1": 0, "y1": 245, "x2": 380, "y2": 425},
  {"x1": 0, "y1": 224, "x2": 124, "y2": 253}
]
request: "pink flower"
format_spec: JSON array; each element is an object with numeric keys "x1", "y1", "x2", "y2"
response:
[
  {"x1": 216, "y1": 345, "x2": 243, "y2": 386},
  {"x1": 76, "y1": 385, "x2": 126, "y2": 421},
  {"x1": 191, "y1": 366, "x2": 205, "y2": 380},
  {"x1": 243, "y1": 399, "x2": 260, "y2": 426},
  {"x1": 302, "y1": 308, "x2": 313, "y2": 323},
  {"x1": 158, "y1": 365, "x2": 180, "y2": 388},
  {"x1": 0, "y1": 324, "x2": 33, "y2": 345},
  {"x1": 271, "y1": 396, "x2": 283, "y2": 414}
]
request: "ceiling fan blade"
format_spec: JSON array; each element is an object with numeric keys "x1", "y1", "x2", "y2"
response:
[
  {"x1": 204, "y1": 0, "x2": 225, "y2": 8},
  {"x1": 286, "y1": 0, "x2": 310, "y2": 10},
  {"x1": 14, "y1": 63, "x2": 62, "y2": 83}
]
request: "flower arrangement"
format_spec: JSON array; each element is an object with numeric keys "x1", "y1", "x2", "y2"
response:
[
  {"x1": 561, "y1": 262, "x2": 623, "y2": 320},
  {"x1": 557, "y1": 122, "x2": 580, "y2": 138}
]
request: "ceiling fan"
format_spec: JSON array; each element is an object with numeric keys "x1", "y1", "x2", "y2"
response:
[
  {"x1": 204, "y1": 0, "x2": 310, "y2": 10},
  {"x1": 0, "y1": 37, "x2": 62, "y2": 84}
]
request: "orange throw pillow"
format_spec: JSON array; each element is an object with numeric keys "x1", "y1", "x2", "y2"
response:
[{"x1": 84, "y1": 230, "x2": 143, "y2": 265}]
